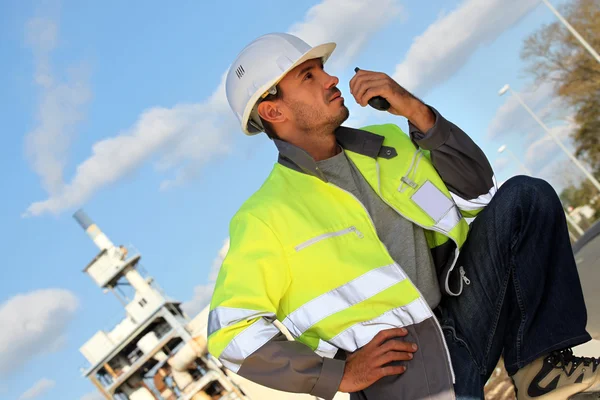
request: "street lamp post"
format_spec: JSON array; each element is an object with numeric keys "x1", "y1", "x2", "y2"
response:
[
  {"x1": 497, "y1": 144, "x2": 585, "y2": 238},
  {"x1": 540, "y1": 0, "x2": 600, "y2": 65},
  {"x1": 497, "y1": 144, "x2": 533, "y2": 175},
  {"x1": 498, "y1": 84, "x2": 600, "y2": 193}
]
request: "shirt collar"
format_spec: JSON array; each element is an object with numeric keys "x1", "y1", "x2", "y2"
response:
[{"x1": 275, "y1": 126, "x2": 386, "y2": 182}]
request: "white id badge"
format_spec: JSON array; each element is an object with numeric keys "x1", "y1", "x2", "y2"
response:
[{"x1": 411, "y1": 180, "x2": 454, "y2": 223}]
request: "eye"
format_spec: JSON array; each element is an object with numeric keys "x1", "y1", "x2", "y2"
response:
[{"x1": 303, "y1": 72, "x2": 312, "y2": 81}]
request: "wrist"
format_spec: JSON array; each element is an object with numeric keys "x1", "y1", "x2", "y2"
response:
[{"x1": 406, "y1": 101, "x2": 435, "y2": 132}]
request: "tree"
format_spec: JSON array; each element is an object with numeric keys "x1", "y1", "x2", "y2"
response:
[
  {"x1": 521, "y1": 0, "x2": 600, "y2": 173},
  {"x1": 560, "y1": 179, "x2": 600, "y2": 219},
  {"x1": 560, "y1": 180, "x2": 597, "y2": 208}
]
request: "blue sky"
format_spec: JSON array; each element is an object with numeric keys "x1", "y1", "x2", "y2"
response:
[{"x1": 0, "y1": 0, "x2": 585, "y2": 399}]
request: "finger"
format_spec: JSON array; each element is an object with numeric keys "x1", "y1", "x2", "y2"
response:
[
  {"x1": 349, "y1": 69, "x2": 383, "y2": 95},
  {"x1": 377, "y1": 351, "x2": 414, "y2": 366},
  {"x1": 356, "y1": 84, "x2": 391, "y2": 107},
  {"x1": 353, "y1": 78, "x2": 389, "y2": 105},
  {"x1": 349, "y1": 69, "x2": 366, "y2": 94},
  {"x1": 369, "y1": 328, "x2": 409, "y2": 348},
  {"x1": 375, "y1": 365, "x2": 407, "y2": 380},
  {"x1": 379, "y1": 340, "x2": 418, "y2": 355},
  {"x1": 349, "y1": 72, "x2": 360, "y2": 94},
  {"x1": 351, "y1": 74, "x2": 386, "y2": 98}
]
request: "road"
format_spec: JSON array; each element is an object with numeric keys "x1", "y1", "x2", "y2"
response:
[
  {"x1": 572, "y1": 220, "x2": 600, "y2": 255},
  {"x1": 573, "y1": 233, "x2": 600, "y2": 356}
]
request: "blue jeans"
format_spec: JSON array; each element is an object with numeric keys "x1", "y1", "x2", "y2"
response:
[{"x1": 435, "y1": 176, "x2": 592, "y2": 399}]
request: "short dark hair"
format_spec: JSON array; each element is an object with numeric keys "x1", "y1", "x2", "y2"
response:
[{"x1": 257, "y1": 85, "x2": 283, "y2": 140}]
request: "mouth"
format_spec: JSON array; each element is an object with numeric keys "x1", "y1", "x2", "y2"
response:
[{"x1": 329, "y1": 91, "x2": 343, "y2": 102}]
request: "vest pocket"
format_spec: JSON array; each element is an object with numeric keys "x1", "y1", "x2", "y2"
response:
[{"x1": 294, "y1": 226, "x2": 364, "y2": 252}]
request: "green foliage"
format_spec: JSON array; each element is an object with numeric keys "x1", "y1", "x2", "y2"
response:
[{"x1": 521, "y1": 0, "x2": 600, "y2": 171}]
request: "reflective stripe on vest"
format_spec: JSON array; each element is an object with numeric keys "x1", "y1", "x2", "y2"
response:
[
  {"x1": 282, "y1": 263, "x2": 406, "y2": 338},
  {"x1": 315, "y1": 339, "x2": 339, "y2": 358},
  {"x1": 218, "y1": 317, "x2": 280, "y2": 373},
  {"x1": 329, "y1": 297, "x2": 431, "y2": 351},
  {"x1": 450, "y1": 175, "x2": 498, "y2": 212},
  {"x1": 208, "y1": 307, "x2": 275, "y2": 337}
]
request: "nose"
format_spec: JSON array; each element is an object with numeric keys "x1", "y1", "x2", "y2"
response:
[{"x1": 324, "y1": 73, "x2": 339, "y2": 90}]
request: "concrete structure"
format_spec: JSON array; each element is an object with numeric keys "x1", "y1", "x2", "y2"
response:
[
  {"x1": 569, "y1": 205, "x2": 596, "y2": 225},
  {"x1": 75, "y1": 209, "x2": 348, "y2": 400}
]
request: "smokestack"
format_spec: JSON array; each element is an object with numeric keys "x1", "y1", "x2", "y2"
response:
[{"x1": 73, "y1": 209, "x2": 115, "y2": 250}]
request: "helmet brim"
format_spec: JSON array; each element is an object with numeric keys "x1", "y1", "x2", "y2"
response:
[{"x1": 241, "y1": 42, "x2": 337, "y2": 135}]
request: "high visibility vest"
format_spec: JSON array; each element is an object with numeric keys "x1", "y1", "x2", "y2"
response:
[{"x1": 208, "y1": 123, "x2": 480, "y2": 396}]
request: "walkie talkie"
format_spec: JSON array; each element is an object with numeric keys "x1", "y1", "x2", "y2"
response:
[{"x1": 354, "y1": 67, "x2": 391, "y2": 111}]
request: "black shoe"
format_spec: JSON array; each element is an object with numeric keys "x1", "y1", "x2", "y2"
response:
[{"x1": 512, "y1": 349, "x2": 600, "y2": 399}]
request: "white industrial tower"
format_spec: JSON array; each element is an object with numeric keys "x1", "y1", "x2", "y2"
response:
[{"x1": 74, "y1": 209, "x2": 248, "y2": 400}]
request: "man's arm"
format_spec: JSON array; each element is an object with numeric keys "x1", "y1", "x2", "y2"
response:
[
  {"x1": 349, "y1": 70, "x2": 497, "y2": 220},
  {"x1": 236, "y1": 331, "x2": 345, "y2": 397},
  {"x1": 207, "y1": 211, "x2": 344, "y2": 399}
]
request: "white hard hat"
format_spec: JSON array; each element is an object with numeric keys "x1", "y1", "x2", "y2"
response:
[{"x1": 225, "y1": 33, "x2": 336, "y2": 135}]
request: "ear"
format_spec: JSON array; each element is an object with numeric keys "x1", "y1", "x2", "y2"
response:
[{"x1": 257, "y1": 100, "x2": 286, "y2": 125}]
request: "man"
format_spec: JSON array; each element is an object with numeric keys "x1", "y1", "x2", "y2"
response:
[{"x1": 207, "y1": 33, "x2": 600, "y2": 399}]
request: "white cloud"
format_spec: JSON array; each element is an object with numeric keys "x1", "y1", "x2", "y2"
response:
[
  {"x1": 524, "y1": 120, "x2": 574, "y2": 173},
  {"x1": 393, "y1": 0, "x2": 539, "y2": 95},
  {"x1": 24, "y1": 16, "x2": 91, "y2": 196},
  {"x1": 182, "y1": 283, "x2": 216, "y2": 317},
  {"x1": 494, "y1": 157, "x2": 510, "y2": 173},
  {"x1": 182, "y1": 238, "x2": 230, "y2": 316},
  {"x1": 0, "y1": 289, "x2": 79, "y2": 375},
  {"x1": 209, "y1": 238, "x2": 230, "y2": 281},
  {"x1": 25, "y1": 0, "x2": 400, "y2": 216},
  {"x1": 18, "y1": 378, "x2": 55, "y2": 400},
  {"x1": 487, "y1": 80, "x2": 570, "y2": 140},
  {"x1": 290, "y1": 0, "x2": 401, "y2": 70},
  {"x1": 25, "y1": 18, "x2": 57, "y2": 87},
  {"x1": 80, "y1": 391, "x2": 105, "y2": 400},
  {"x1": 156, "y1": 75, "x2": 233, "y2": 191},
  {"x1": 25, "y1": 99, "x2": 234, "y2": 216},
  {"x1": 536, "y1": 159, "x2": 584, "y2": 193}
]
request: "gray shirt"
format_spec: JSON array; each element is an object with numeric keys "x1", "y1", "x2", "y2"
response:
[{"x1": 316, "y1": 147, "x2": 441, "y2": 309}]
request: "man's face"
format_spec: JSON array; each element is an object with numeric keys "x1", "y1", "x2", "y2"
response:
[{"x1": 276, "y1": 58, "x2": 349, "y2": 133}]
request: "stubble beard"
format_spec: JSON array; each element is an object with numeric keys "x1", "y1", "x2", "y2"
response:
[{"x1": 292, "y1": 100, "x2": 350, "y2": 138}]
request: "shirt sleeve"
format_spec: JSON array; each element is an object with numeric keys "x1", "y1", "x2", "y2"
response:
[
  {"x1": 238, "y1": 331, "x2": 346, "y2": 399},
  {"x1": 207, "y1": 211, "x2": 345, "y2": 399}
]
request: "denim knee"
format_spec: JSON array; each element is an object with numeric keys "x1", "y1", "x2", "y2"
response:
[{"x1": 498, "y1": 175, "x2": 561, "y2": 213}]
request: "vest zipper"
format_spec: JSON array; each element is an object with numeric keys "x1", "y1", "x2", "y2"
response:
[
  {"x1": 326, "y1": 180, "x2": 456, "y2": 386},
  {"x1": 294, "y1": 226, "x2": 363, "y2": 252},
  {"x1": 459, "y1": 266, "x2": 471, "y2": 285}
]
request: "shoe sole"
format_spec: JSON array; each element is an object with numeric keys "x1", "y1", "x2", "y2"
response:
[{"x1": 569, "y1": 393, "x2": 600, "y2": 399}]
